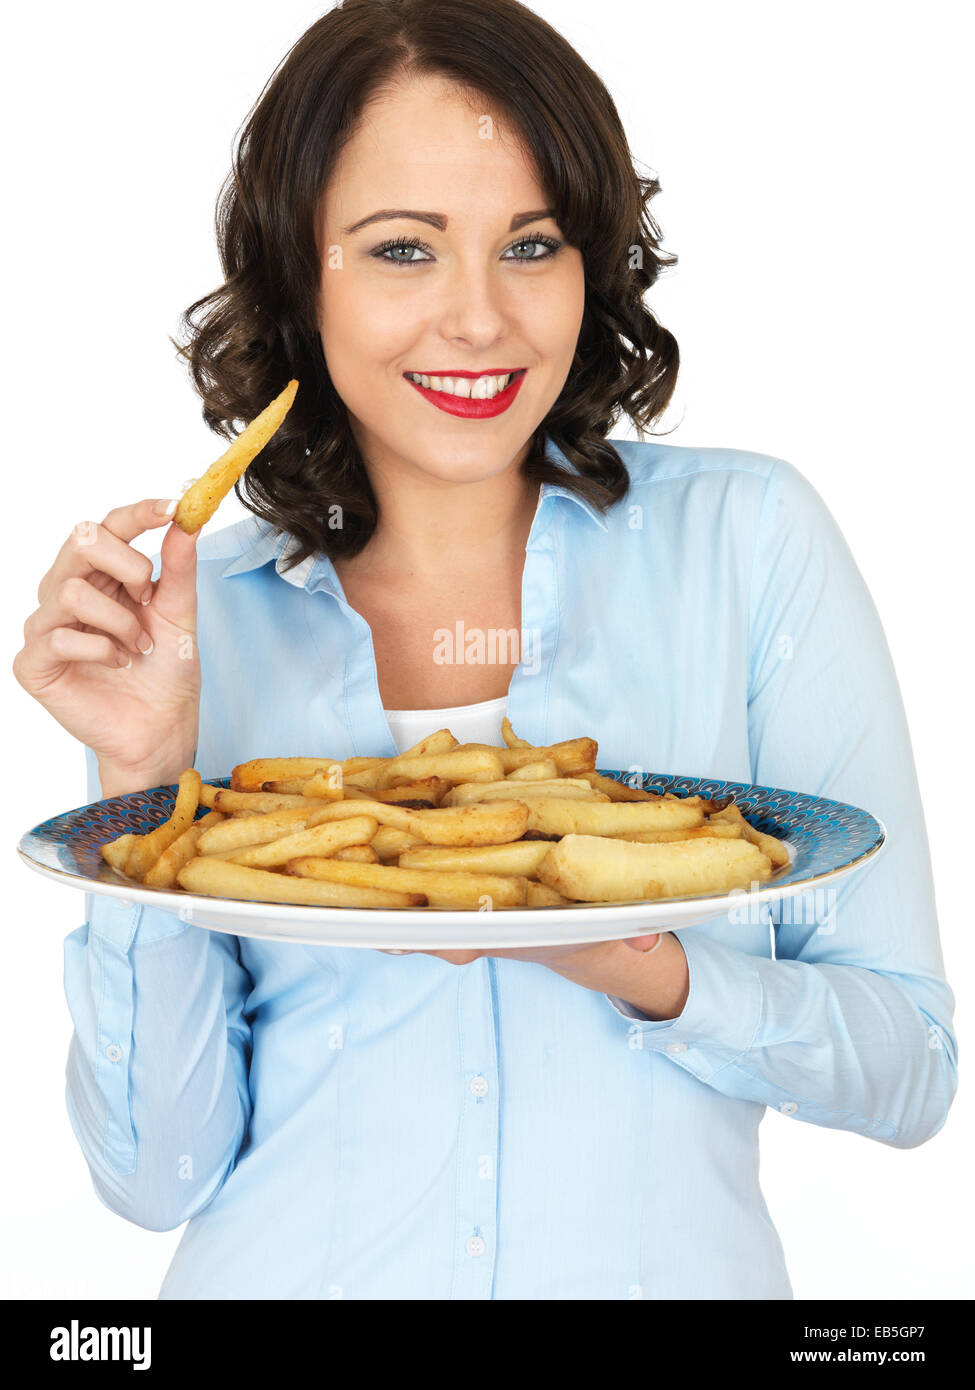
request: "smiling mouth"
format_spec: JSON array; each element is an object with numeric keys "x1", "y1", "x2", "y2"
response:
[
  {"x1": 402, "y1": 368, "x2": 527, "y2": 400},
  {"x1": 402, "y1": 367, "x2": 529, "y2": 420}
]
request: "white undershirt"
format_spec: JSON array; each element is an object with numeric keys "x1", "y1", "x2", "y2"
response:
[{"x1": 383, "y1": 695, "x2": 509, "y2": 754}]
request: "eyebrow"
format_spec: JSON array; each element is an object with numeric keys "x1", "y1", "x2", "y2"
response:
[{"x1": 342, "y1": 208, "x2": 557, "y2": 235}]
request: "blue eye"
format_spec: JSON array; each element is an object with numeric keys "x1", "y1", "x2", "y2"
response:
[
  {"x1": 503, "y1": 235, "x2": 562, "y2": 261},
  {"x1": 370, "y1": 233, "x2": 563, "y2": 267},
  {"x1": 373, "y1": 235, "x2": 430, "y2": 265}
]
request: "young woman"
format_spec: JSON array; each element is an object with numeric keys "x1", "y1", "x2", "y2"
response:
[{"x1": 14, "y1": 0, "x2": 956, "y2": 1299}]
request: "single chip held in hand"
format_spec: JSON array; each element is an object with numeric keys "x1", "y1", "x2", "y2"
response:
[{"x1": 174, "y1": 379, "x2": 299, "y2": 533}]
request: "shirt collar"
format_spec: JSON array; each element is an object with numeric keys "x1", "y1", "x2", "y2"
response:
[
  {"x1": 219, "y1": 435, "x2": 610, "y2": 593},
  {"x1": 536, "y1": 437, "x2": 611, "y2": 532},
  {"x1": 219, "y1": 516, "x2": 341, "y2": 595}
]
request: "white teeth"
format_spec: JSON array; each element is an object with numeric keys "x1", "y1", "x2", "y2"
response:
[{"x1": 407, "y1": 372, "x2": 514, "y2": 398}]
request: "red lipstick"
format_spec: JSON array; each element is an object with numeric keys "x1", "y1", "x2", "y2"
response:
[{"x1": 403, "y1": 368, "x2": 527, "y2": 419}]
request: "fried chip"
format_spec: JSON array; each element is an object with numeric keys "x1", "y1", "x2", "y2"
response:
[{"x1": 174, "y1": 380, "x2": 299, "y2": 533}]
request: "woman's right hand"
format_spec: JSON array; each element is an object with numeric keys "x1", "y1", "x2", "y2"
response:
[{"x1": 13, "y1": 499, "x2": 201, "y2": 797}]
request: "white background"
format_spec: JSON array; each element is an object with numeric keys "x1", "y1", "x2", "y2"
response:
[{"x1": 2, "y1": 0, "x2": 971, "y2": 1299}]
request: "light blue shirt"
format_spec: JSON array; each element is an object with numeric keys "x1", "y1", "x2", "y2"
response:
[{"x1": 62, "y1": 437, "x2": 957, "y2": 1299}]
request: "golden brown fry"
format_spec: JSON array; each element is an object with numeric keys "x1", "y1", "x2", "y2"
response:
[
  {"x1": 199, "y1": 783, "x2": 221, "y2": 808},
  {"x1": 295, "y1": 766, "x2": 345, "y2": 798},
  {"x1": 333, "y1": 845, "x2": 380, "y2": 864},
  {"x1": 484, "y1": 738, "x2": 597, "y2": 775},
  {"x1": 214, "y1": 789, "x2": 338, "y2": 814},
  {"x1": 308, "y1": 798, "x2": 529, "y2": 846},
  {"x1": 174, "y1": 380, "x2": 299, "y2": 533},
  {"x1": 441, "y1": 777, "x2": 605, "y2": 807},
  {"x1": 524, "y1": 798, "x2": 705, "y2": 838},
  {"x1": 336, "y1": 783, "x2": 381, "y2": 802},
  {"x1": 260, "y1": 767, "x2": 344, "y2": 796},
  {"x1": 370, "y1": 826, "x2": 426, "y2": 861},
  {"x1": 325, "y1": 763, "x2": 383, "y2": 791},
  {"x1": 101, "y1": 832, "x2": 138, "y2": 874},
  {"x1": 398, "y1": 728, "x2": 459, "y2": 758},
  {"x1": 308, "y1": 800, "x2": 417, "y2": 831},
  {"x1": 177, "y1": 856, "x2": 425, "y2": 908},
  {"x1": 232, "y1": 757, "x2": 339, "y2": 792},
  {"x1": 374, "y1": 749, "x2": 505, "y2": 790},
  {"x1": 617, "y1": 823, "x2": 743, "y2": 843},
  {"x1": 397, "y1": 841, "x2": 550, "y2": 877},
  {"x1": 143, "y1": 810, "x2": 225, "y2": 889},
  {"x1": 537, "y1": 834, "x2": 773, "y2": 903},
  {"x1": 197, "y1": 805, "x2": 322, "y2": 854},
  {"x1": 341, "y1": 777, "x2": 451, "y2": 806},
  {"x1": 505, "y1": 759, "x2": 559, "y2": 781},
  {"x1": 286, "y1": 857, "x2": 527, "y2": 909},
  {"x1": 578, "y1": 771, "x2": 666, "y2": 803},
  {"x1": 251, "y1": 755, "x2": 387, "y2": 792},
  {"x1": 500, "y1": 716, "x2": 532, "y2": 749},
  {"x1": 187, "y1": 845, "x2": 255, "y2": 861},
  {"x1": 708, "y1": 803, "x2": 791, "y2": 868},
  {"x1": 339, "y1": 756, "x2": 388, "y2": 775},
  {"x1": 223, "y1": 816, "x2": 379, "y2": 869},
  {"x1": 124, "y1": 769, "x2": 203, "y2": 881},
  {"x1": 526, "y1": 881, "x2": 570, "y2": 907},
  {"x1": 404, "y1": 801, "x2": 530, "y2": 846}
]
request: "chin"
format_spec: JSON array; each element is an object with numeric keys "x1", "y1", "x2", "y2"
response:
[
  {"x1": 351, "y1": 419, "x2": 528, "y2": 486},
  {"x1": 405, "y1": 444, "x2": 526, "y2": 487}
]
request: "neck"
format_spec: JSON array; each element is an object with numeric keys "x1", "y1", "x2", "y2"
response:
[{"x1": 341, "y1": 438, "x2": 541, "y2": 580}]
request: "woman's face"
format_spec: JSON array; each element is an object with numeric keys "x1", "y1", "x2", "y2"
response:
[{"x1": 317, "y1": 75, "x2": 585, "y2": 486}]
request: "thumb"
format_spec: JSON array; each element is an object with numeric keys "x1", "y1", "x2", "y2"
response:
[
  {"x1": 623, "y1": 933, "x2": 662, "y2": 953},
  {"x1": 150, "y1": 521, "x2": 199, "y2": 626}
]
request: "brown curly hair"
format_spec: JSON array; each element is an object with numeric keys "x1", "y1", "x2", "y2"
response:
[{"x1": 173, "y1": 0, "x2": 679, "y2": 566}]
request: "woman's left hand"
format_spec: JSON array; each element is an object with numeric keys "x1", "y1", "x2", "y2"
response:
[{"x1": 380, "y1": 931, "x2": 690, "y2": 1022}]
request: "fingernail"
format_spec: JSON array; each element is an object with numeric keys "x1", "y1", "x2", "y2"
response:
[
  {"x1": 116, "y1": 651, "x2": 132, "y2": 669},
  {"x1": 153, "y1": 498, "x2": 178, "y2": 516},
  {"x1": 140, "y1": 585, "x2": 153, "y2": 605},
  {"x1": 136, "y1": 633, "x2": 154, "y2": 655}
]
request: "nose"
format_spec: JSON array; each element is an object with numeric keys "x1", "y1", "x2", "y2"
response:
[{"x1": 436, "y1": 255, "x2": 509, "y2": 348}]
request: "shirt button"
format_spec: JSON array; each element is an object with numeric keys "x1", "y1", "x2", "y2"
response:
[
  {"x1": 469, "y1": 1075, "x2": 489, "y2": 1098},
  {"x1": 466, "y1": 1236, "x2": 486, "y2": 1258},
  {"x1": 779, "y1": 1101, "x2": 798, "y2": 1115},
  {"x1": 666, "y1": 1042, "x2": 687, "y2": 1055},
  {"x1": 105, "y1": 1044, "x2": 123, "y2": 1063}
]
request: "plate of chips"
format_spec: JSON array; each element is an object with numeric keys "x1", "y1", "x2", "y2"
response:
[{"x1": 18, "y1": 723, "x2": 886, "y2": 948}]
